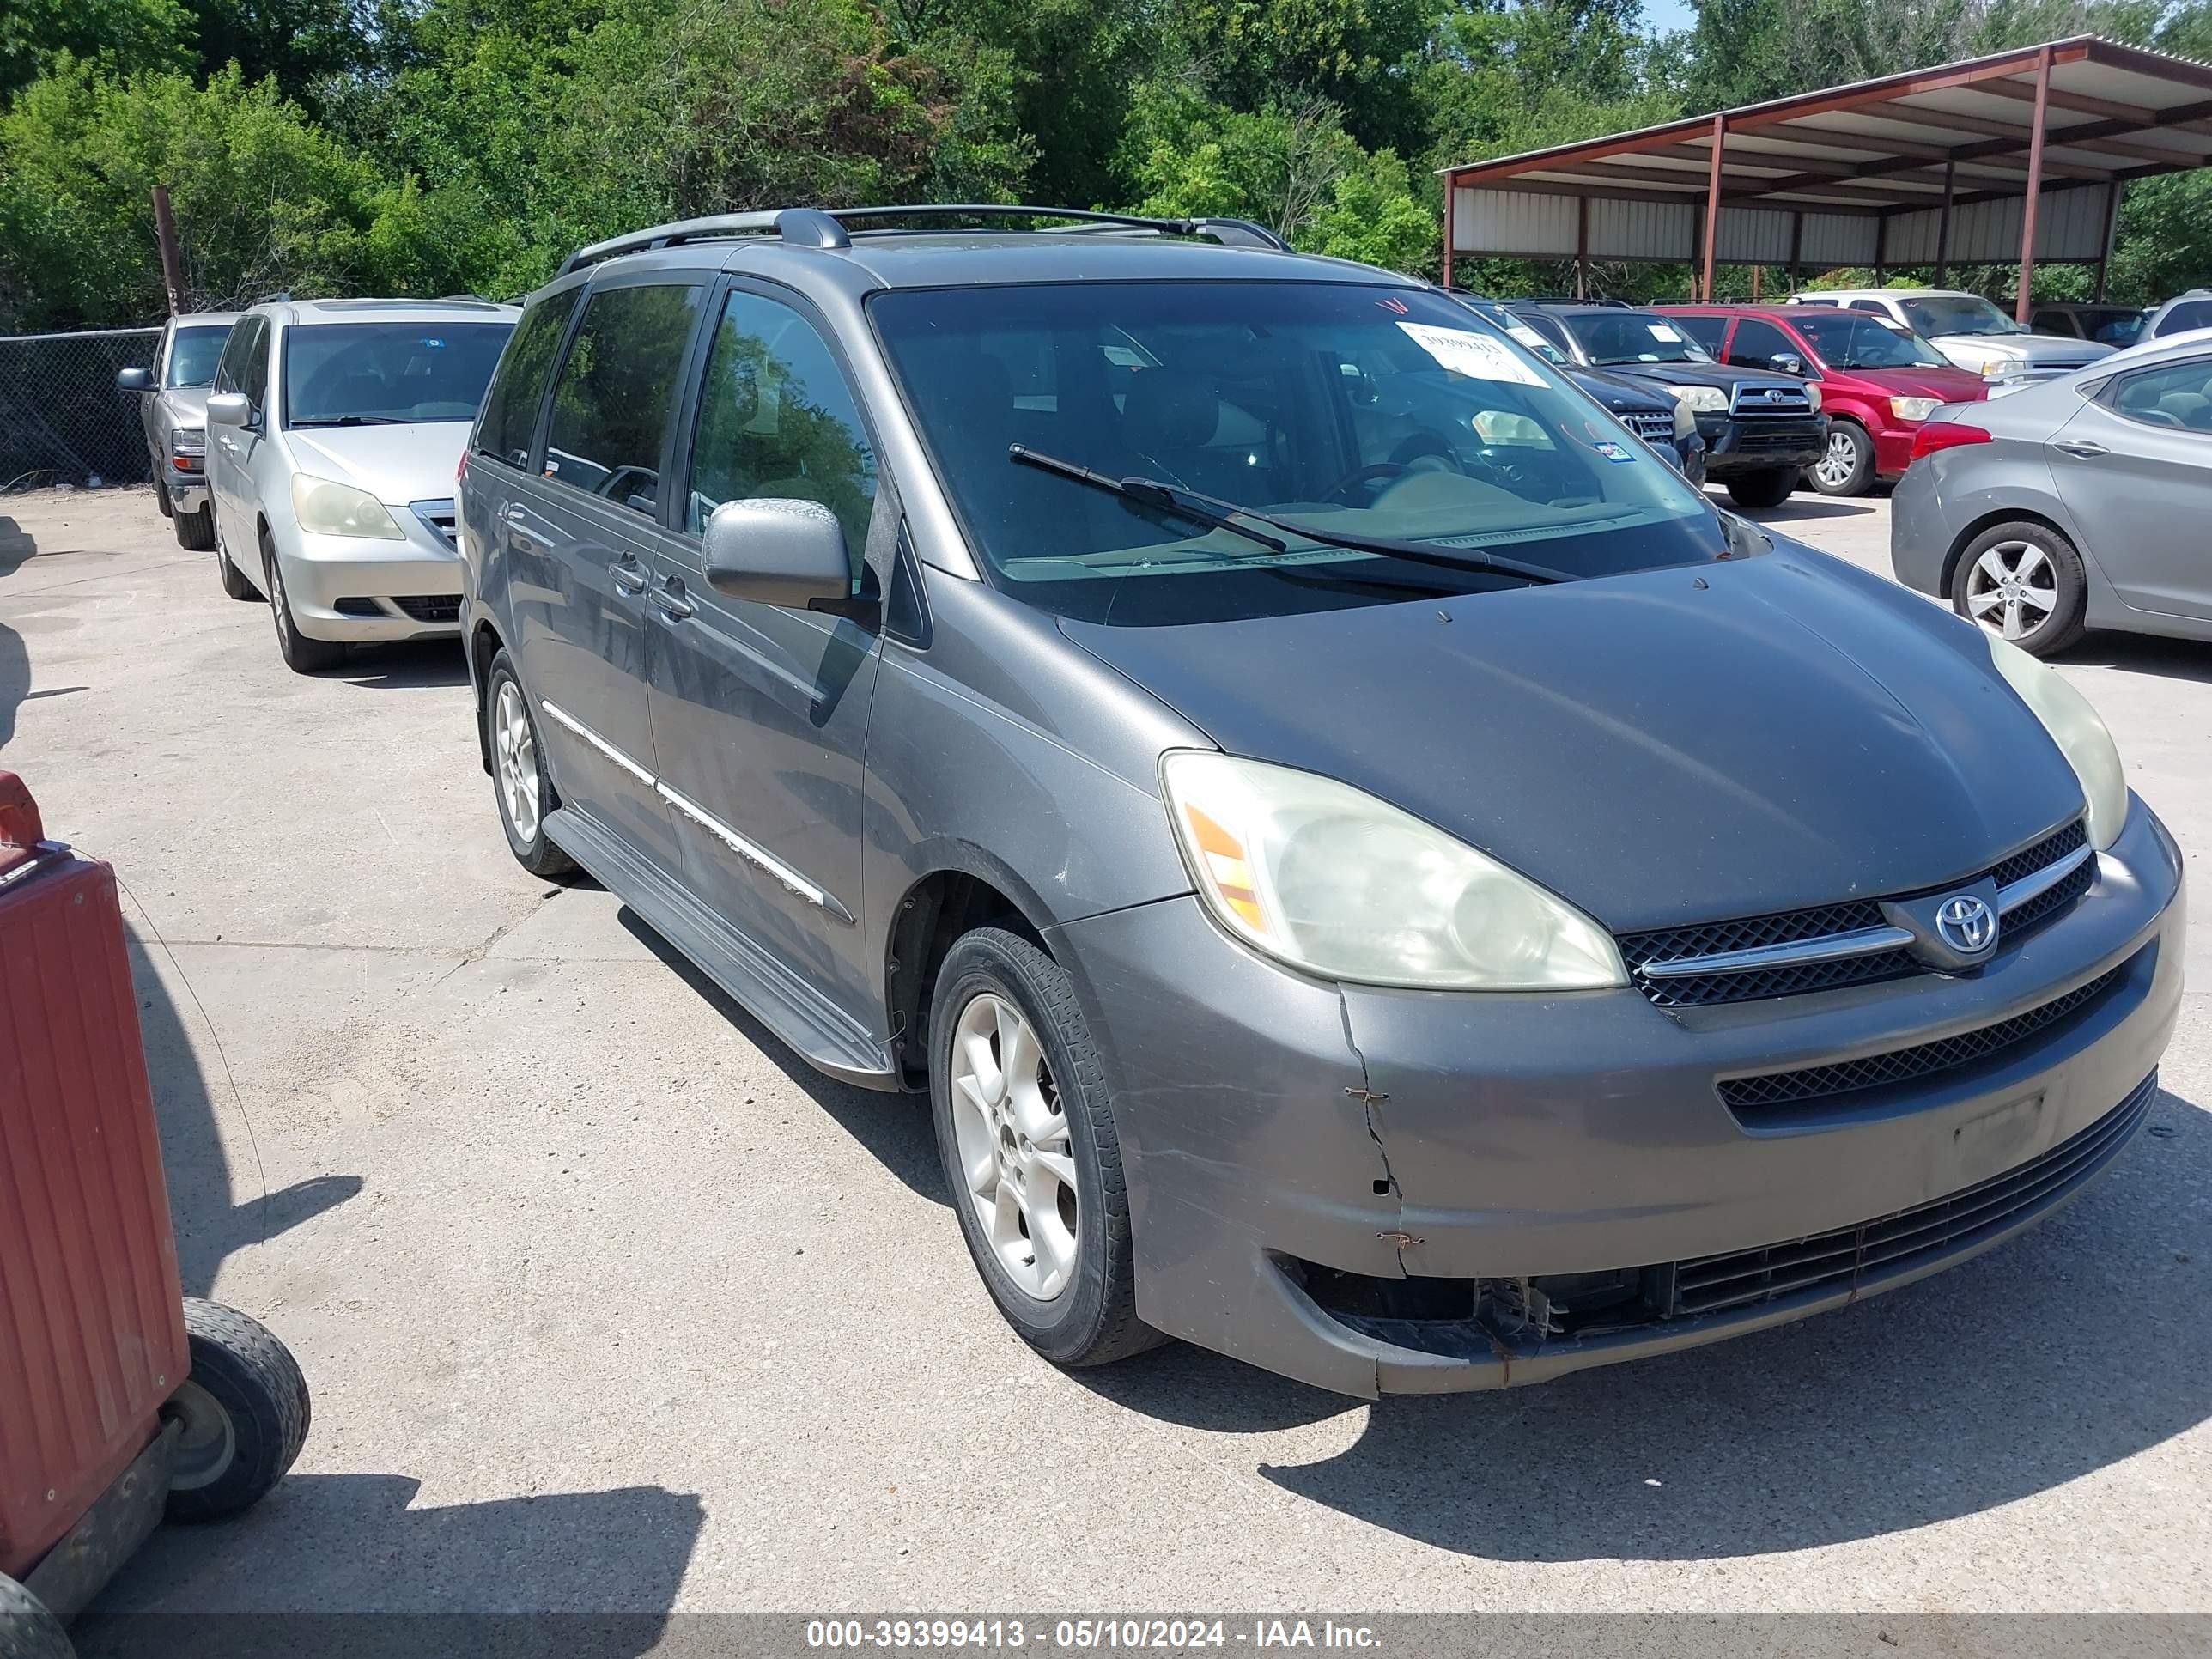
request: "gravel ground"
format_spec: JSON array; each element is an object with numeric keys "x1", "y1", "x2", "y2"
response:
[{"x1": 0, "y1": 483, "x2": 2205, "y2": 1636}]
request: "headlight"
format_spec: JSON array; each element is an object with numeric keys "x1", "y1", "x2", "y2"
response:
[
  {"x1": 170, "y1": 426, "x2": 205, "y2": 455},
  {"x1": 1978, "y1": 356, "x2": 2014, "y2": 378},
  {"x1": 1985, "y1": 636, "x2": 2128, "y2": 850},
  {"x1": 1668, "y1": 385, "x2": 1727, "y2": 413},
  {"x1": 1159, "y1": 751, "x2": 1626, "y2": 990},
  {"x1": 1890, "y1": 396, "x2": 1941, "y2": 422},
  {"x1": 1672, "y1": 398, "x2": 1696, "y2": 441},
  {"x1": 1804, "y1": 382, "x2": 1822, "y2": 412},
  {"x1": 291, "y1": 474, "x2": 404, "y2": 539}
]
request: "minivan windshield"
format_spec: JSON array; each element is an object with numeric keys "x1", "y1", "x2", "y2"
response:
[
  {"x1": 1558, "y1": 310, "x2": 1714, "y2": 367},
  {"x1": 873, "y1": 283, "x2": 1722, "y2": 627},
  {"x1": 168, "y1": 325, "x2": 230, "y2": 388},
  {"x1": 1790, "y1": 311, "x2": 1948, "y2": 370},
  {"x1": 1899, "y1": 295, "x2": 2027, "y2": 338},
  {"x1": 283, "y1": 321, "x2": 514, "y2": 428}
]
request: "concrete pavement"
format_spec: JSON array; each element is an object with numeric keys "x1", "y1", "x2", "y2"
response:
[{"x1": 0, "y1": 486, "x2": 2204, "y2": 1629}]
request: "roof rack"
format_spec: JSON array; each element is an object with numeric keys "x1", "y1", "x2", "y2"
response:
[{"x1": 556, "y1": 205, "x2": 1291, "y2": 276}]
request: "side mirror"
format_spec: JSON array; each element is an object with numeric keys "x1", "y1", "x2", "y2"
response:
[
  {"x1": 116, "y1": 367, "x2": 154, "y2": 392},
  {"x1": 206, "y1": 392, "x2": 252, "y2": 428},
  {"x1": 702, "y1": 498, "x2": 854, "y2": 610},
  {"x1": 1768, "y1": 353, "x2": 1806, "y2": 376}
]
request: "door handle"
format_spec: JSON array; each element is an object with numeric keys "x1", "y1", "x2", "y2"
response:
[
  {"x1": 609, "y1": 559, "x2": 648, "y2": 595},
  {"x1": 503, "y1": 503, "x2": 529, "y2": 524},
  {"x1": 2049, "y1": 439, "x2": 2109, "y2": 459},
  {"x1": 650, "y1": 579, "x2": 695, "y2": 621}
]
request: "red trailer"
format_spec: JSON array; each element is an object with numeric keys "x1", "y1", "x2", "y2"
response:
[{"x1": 0, "y1": 772, "x2": 307, "y2": 1656}]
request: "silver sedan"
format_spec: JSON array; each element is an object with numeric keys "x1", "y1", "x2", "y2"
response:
[{"x1": 1891, "y1": 331, "x2": 2212, "y2": 656}]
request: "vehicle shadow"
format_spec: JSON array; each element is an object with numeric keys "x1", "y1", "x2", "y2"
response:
[
  {"x1": 125, "y1": 933, "x2": 364, "y2": 1297},
  {"x1": 0, "y1": 514, "x2": 36, "y2": 750},
  {"x1": 1078, "y1": 1080, "x2": 2212, "y2": 1561},
  {"x1": 2056, "y1": 632, "x2": 2212, "y2": 685},
  {"x1": 329, "y1": 639, "x2": 471, "y2": 690},
  {"x1": 1716, "y1": 491, "x2": 1878, "y2": 524},
  {"x1": 613, "y1": 907, "x2": 947, "y2": 1206},
  {"x1": 78, "y1": 1473, "x2": 703, "y2": 1654}
]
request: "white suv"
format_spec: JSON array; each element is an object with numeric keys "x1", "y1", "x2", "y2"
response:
[
  {"x1": 1786, "y1": 289, "x2": 2112, "y2": 385},
  {"x1": 204, "y1": 297, "x2": 517, "y2": 672}
]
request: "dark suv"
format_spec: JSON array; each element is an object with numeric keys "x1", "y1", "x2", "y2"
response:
[
  {"x1": 1510, "y1": 301, "x2": 1827, "y2": 508},
  {"x1": 456, "y1": 205, "x2": 2179, "y2": 1399}
]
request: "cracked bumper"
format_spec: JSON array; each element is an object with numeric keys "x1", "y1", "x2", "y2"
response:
[{"x1": 1052, "y1": 799, "x2": 2184, "y2": 1399}]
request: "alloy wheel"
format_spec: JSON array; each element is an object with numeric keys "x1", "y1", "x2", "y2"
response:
[
  {"x1": 1963, "y1": 539, "x2": 2057, "y2": 642},
  {"x1": 948, "y1": 992, "x2": 1078, "y2": 1302},
  {"x1": 1813, "y1": 428, "x2": 1859, "y2": 489},
  {"x1": 494, "y1": 680, "x2": 541, "y2": 843}
]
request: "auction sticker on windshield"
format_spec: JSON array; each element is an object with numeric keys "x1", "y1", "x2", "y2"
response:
[{"x1": 1397, "y1": 322, "x2": 1545, "y2": 386}]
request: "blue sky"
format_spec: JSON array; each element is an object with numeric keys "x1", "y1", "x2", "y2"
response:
[{"x1": 1644, "y1": 0, "x2": 1698, "y2": 32}]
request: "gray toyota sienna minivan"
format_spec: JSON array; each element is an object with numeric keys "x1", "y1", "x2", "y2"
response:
[{"x1": 459, "y1": 206, "x2": 2183, "y2": 1399}]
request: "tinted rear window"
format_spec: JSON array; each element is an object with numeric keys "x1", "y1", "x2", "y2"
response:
[
  {"x1": 543, "y1": 283, "x2": 703, "y2": 514},
  {"x1": 477, "y1": 289, "x2": 581, "y2": 468}
]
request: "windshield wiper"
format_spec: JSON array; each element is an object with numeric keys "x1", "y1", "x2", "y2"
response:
[
  {"x1": 1010, "y1": 445, "x2": 1567, "y2": 586},
  {"x1": 1010, "y1": 447, "x2": 1285, "y2": 552},
  {"x1": 289, "y1": 415, "x2": 407, "y2": 428}
]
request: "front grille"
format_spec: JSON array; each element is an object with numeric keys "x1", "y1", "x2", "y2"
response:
[
  {"x1": 1674, "y1": 1077, "x2": 2153, "y2": 1316},
  {"x1": 1622, "y1": 819, "x2": 2091, "y2": 1009},
  {"x1": 1733, "y1": 422, "x2": 1825, "y2": 451},
  {"x1": 1730, "y1": 384, "x2": 1814, "y2": 415},
  {"x1": 410, "y1": 497, "x2": 459, "y2": 551},
  {"x1": 1620, "y1": 411, "x2": 1674, "y2": 443},
  {"x1": 392, "y1": 594, "x2": 461, "y2": 623},
  {"x1": 1719, "y1": 960, "x2": 2128, "y2": 1113}
]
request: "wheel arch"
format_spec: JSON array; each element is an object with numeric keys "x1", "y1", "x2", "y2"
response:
[
  {"x1": 469, "y1": 619, "x2": 506, "y2": 775},
  {"x1": 884, "y1": 854, "x2": 1054, "y2": 1090}
]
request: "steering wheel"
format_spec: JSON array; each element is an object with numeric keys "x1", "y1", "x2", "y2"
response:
[
  {"x1": 1324, "y1": 462, "x2": 1413, "y2": 502},
  {"x1": 1324, "y1": 437, "x2": 1479, "y2": 503}
]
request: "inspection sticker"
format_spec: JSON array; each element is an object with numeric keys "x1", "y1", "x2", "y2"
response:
[
  {"x1": 1591, "y1": 440, "x2": 1636, "y2": 462},
  {"x1": 1396, "y1": 321, "x2": 1546, "y2": 386}
]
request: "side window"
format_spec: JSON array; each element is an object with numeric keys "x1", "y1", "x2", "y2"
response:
[
  {"x1": 2104, "y1": 356, "x2": 2212, "y2": 433},
  {"x1": 2154, "y1": 299, "x2": 2212, "y2": 338},
  {"x1": 476, "y1": 288, "x2": 581, "y2": 470},
  {"x1": 1674, "y1": 314, "x2": 1728, "y2": 354},
  {"x1": 2031, "y1": 308, "x2": 2072, "y2": 336},
  {"x1": 684, "y1": 289, "x2": 877, "y2": 567},
  {"x1": 212, "y1": 317, "x2": 259, "y2": 398},
  {"x1": 1848, "y1": 300, "x2": 1888, "y2": 316},
  {"x1": 1518, "y1": 313, "x2": 1575, "y2": 358},
  {"x1": 543, "y1": 283, "x2": 704, "y2": 514},
  {"x1": 1725, "y1": 318, "x2": 1796, "y2": 370},
  {"x1": 240, "y1": 320, "x2": 271, "y2": 411}
]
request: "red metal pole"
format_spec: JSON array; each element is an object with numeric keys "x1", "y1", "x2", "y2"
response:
[
  {"x1": 1441, "y1": 173, "x2": 1455, "y2": 289},
  {"x1": 2016, "y1": 46, "x2": 2052, "y2": 323},
  {"x1": 1702, "y1": 115, "x2": 1726, "y2": 301}
]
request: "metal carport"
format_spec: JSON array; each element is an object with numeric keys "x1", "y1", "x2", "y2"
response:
[{"x1": 1437, "y1": 36, "x2": 2212, "y2": 318}]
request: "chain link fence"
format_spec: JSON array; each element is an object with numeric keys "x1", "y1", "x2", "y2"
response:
[{"x1": 0, "y1": 326, "x2": 162, "y2": 493}]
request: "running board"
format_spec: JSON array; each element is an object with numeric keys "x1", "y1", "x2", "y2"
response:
[{"x1": 544, "y1": 805, "x2": 901, "y2": 1091}]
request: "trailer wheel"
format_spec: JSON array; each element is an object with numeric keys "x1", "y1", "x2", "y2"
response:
[
  {"x1": 0, "y1": 1576, "x2": 74, "y2": 1659},
  {"x1": 163, "y1": 1300, "x2": 310, "y2": 1523}
]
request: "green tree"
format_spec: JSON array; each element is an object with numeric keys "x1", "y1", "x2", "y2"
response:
[{"x1": 0, "y1": 0, "x2": 191, "y2": 100}]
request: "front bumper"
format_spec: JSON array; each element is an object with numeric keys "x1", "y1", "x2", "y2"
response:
[
  {"x1": 165, "y1": 457, "x2": 210, "y2": 514},
  {"x1": 270, "y1": 505, "x2": 464, "y2": 641},
  {"x1": 1698, "y1": 413, "x2": 1828, "y2": 476},
  {"x1": 1055, "y1": 797, "x2": 2184, "y2": 1398}
]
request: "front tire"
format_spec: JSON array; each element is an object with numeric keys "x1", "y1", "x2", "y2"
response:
[
  {"x1": 1950, "y1": 520, "x2": 2087, "y2": 657},
  {"x1": 929, "y1": 927, "x2": 1158, "y2": 1370},
  {"x1": 1725, "y1": 467, "x2": 1797, "y2": 509},
  {"x1": 484, "y1": 650, "x2": 576, "y2": 878},
  {"x1": 162, "y1": 1299, "x2": 310, "y2": 1523},
  {"x1": 263, "y1": 535, "x2": 345, "y2": 673},
  {"x1": 175, "y1": 501, "x2": 216, "y2": 551},
  {"x1": 1807, "y1": 422, "x2": 1874, "y2": 495}
]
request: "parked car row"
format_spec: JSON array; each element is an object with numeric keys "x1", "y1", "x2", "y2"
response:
[{"x1": 106, "y1": 213, "x2": 2186, "y2": 1403}]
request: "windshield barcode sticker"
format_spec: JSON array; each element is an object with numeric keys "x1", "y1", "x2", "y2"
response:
[{"x1": 1396, "y1": 322, "x2": 1545, "y2": 386}]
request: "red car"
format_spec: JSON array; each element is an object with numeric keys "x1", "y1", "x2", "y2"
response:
[{"x1": 1660, "y1": 305, "x2": 1990, "y2": 496}]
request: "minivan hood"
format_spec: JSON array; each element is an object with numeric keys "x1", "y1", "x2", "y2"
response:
[
  {"x1": 1932, "y1": 332, "x2": 2112, "y2": 369},
  {"x1": 283, "y1": 422, "x2": 471, "y2": 505},
  {"x1": 1060, "y1": 550, "x2": 2085, "y2": 932}
]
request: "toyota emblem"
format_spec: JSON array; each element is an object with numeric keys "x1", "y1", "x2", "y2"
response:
[{"x1": 1935, "y1": 893, "x2": 1998, "y2": 955}]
